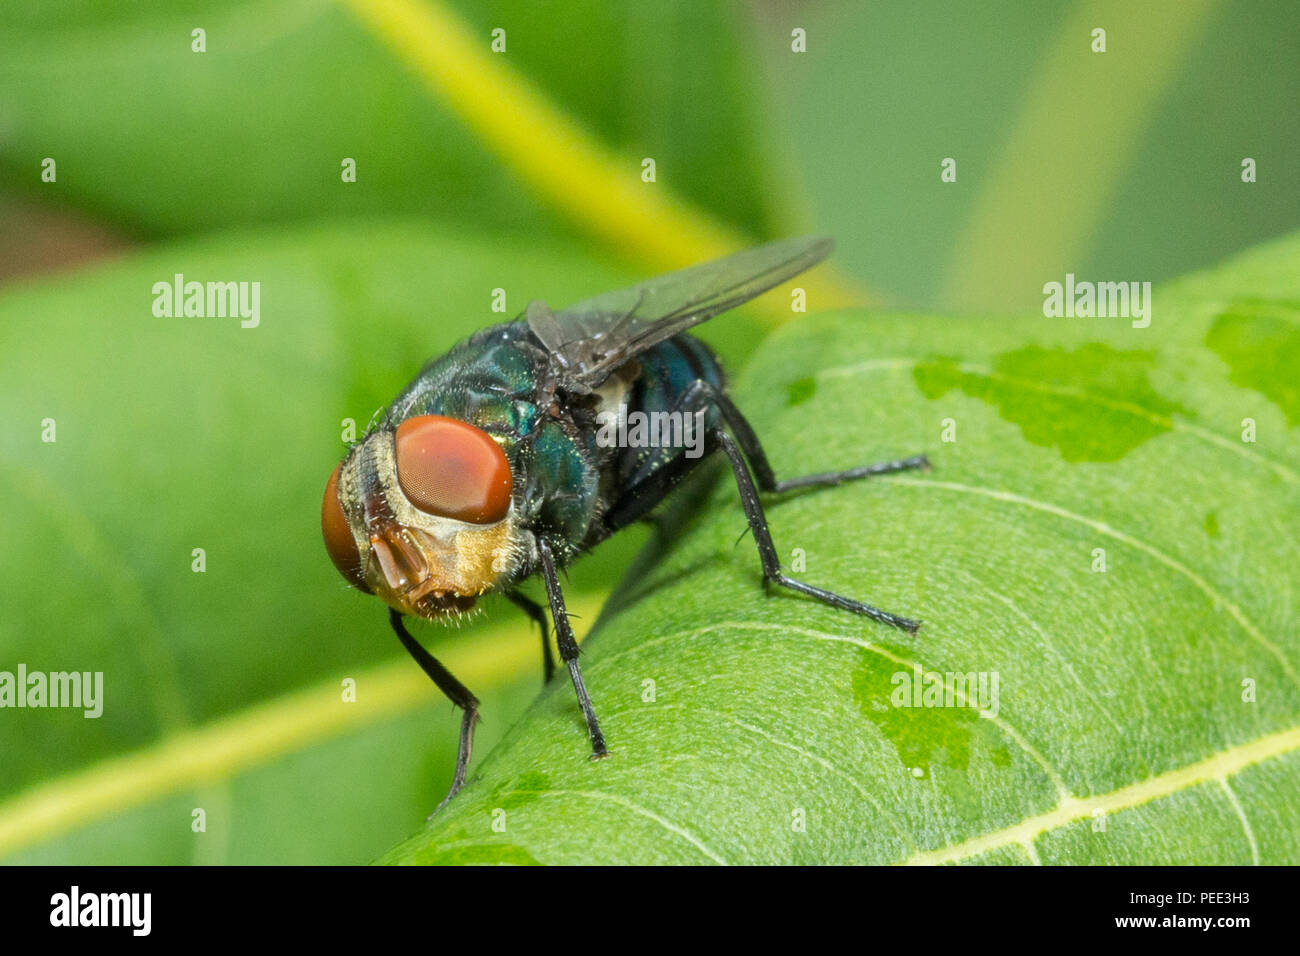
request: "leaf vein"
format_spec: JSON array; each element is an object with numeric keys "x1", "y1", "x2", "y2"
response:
[
  {"x1": 1218, "y1": 777, "x2": 1259, "y2": 866},
  {"x1": 888, "y1": 477, "x2": 1300, "y2": 688},
  {"x1": 531, "y1": 789, "x2": 728, "y2": 865}
]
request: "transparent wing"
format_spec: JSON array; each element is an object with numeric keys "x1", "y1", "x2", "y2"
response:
[{"x1": 526, "y1": 236, "x2": 833, "y2": 388}]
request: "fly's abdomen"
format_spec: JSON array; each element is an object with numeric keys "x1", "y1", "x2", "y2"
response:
[{"x1": 615, "y1": 333, "x2": 725, "y2": 488}]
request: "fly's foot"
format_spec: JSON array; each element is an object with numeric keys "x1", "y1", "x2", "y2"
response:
[{"x1": 426, "y1": 783, "x2": 462, "y2": 821}]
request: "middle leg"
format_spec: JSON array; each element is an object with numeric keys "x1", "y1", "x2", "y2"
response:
[
  {"x1": 536, "y1": 538, "x2": 609, "y2": 758},
  {"x1": 507, "y1": 589, "x2": 555, "y2": 683}
]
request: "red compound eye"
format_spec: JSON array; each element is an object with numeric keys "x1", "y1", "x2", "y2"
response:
[
  {"x1": 393, "y1": 415, "x2": 513, "y2": 524},
  {"x1": 321, "y1": 464, "x2": 370, "y2": 591}
]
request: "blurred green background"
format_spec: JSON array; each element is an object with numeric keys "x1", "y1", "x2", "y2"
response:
[{"x1": 0, "y1": 0, "x2": 1296, "y2": 863}]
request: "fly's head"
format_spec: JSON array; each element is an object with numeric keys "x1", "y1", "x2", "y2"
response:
[{"x1": 321, "y1": 415, "x2": 529, "y2": 620}]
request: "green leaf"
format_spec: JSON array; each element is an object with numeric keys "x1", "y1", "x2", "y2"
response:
[{"x1": 383, "y1": 232, "x2": 1300, "y2": 865}]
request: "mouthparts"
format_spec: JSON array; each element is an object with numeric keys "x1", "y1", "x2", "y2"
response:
[{"x1": 368, "y1": 524, "x2": 478, "y2": 617}]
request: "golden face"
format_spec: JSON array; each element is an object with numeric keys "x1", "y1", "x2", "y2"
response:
[{"x1": 321, "y1": 416, "x2": 530, "y2": 619}]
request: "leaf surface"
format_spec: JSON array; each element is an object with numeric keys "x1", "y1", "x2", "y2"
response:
[{"x1": 384, "y1": 233, "x2": 1300, "y2": 865}]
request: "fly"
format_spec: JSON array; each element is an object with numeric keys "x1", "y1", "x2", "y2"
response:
[{"x1": 320, "y1": 236, "x2": 930, "y2": 811}]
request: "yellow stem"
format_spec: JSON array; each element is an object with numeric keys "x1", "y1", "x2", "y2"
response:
[
  {"x1": 941, "y1": 0, "x2": 1219, "y2": 310},
  {"x1": 337, "y1": 0, "x2": 870, "y2": 320}
]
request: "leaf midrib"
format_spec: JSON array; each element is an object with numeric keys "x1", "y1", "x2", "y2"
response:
[{"x1": 902, "y1": 724, "x2": 1298, "y2": 865}]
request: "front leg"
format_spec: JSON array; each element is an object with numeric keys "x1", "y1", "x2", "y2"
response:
[
  {"x1": 536, "y1": 538, "x2": 609, "y2": 758},
  {"x1": 389, "y1": 608, "x2": 480, "y2": 814}
]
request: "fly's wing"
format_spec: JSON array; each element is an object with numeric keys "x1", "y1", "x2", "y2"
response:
[{"x1": 526, "y1": 236, "x2": 833, "y2": 388}]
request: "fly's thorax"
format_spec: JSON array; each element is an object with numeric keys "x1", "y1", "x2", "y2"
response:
[
  {"x1": 335, "y1": 428, "x2": 531, "y2": 619},
  {"x1": 589, "y1": 360, "x2": 639, "y2": 417}
]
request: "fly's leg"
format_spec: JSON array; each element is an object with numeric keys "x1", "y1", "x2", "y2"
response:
[
  {"x1": 682, "y1": 380, "x2": 930, "y2": 493},
  {"x1": 767, "y1": 457, "x2": 931, "y2": 492},
  {"x1": 507, "y1": 589, "x2": 555, "y2": 683},
  {"x1": 711, "y1": 428, "x2": 921, "y2": 632},
  {"x1": 389, "y1": 608, "x2": 480, "y2": 815},
  {"x1": 674, "y1": 380, "x2": 926, "y2": 633},
  {"x1": 537, "y1": 539, "x2": 609, "y2": 758}
]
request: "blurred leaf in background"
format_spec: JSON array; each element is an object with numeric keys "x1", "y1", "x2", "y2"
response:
[
  {"x1": 0, "y1": 0, "x2": 776, "y2": 242},
  {"x1": 753, "y1": 0, "x2": 1300, "y2": 311}
]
